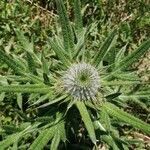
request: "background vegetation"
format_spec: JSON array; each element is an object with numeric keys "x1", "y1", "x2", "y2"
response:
[{"x1": 0, "y1": 0, "x2": 150, "y2": 149}]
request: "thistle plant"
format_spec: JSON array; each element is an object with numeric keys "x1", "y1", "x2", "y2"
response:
[{"x1": 0, "y1": 0, "x2": 150, "y2": 149}]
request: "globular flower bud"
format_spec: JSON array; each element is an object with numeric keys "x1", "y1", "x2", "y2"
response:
[{"x1": 63, "y1": 63, "x2": 100, "y2": 100}]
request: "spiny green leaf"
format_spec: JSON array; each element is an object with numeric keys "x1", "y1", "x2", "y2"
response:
[
  {"x1": 100, "y1": 108, "x2": 112, "y2": 132},
  {"x1": 56, "y1": 0, "x2": 74, "y2": 56},
  {"x1": 105, "y1": 92, "x2": 122, "y2": 101},
  {"x1": 101, "y1": 135, "x2": 120, "y2": 150},
  {"x1": 120, "y1": 94, "x2": 150, "y2": 99},
  {"x1": 66, "y1": 99, "x2": 76, "y2": 114},
  {"x1": 0, "y1": 50, "x2": 42, "y2": 84},
  {"x1": 0, "y1": 49, "x2": 25, "y2": 73},
  {"x1": 28, "y1": 93, "x2": 39, "y2": 101},
  {"x1": 3, "y1": 75, "x2": 28, "y2": 82},
  {"x1": 30, "y1": 93, "x2": 53, "y2": 106},
  {"x1": 2, "y1": 125, "x2": 19, "y2": 134},
  {"x1": 102, "y1": 102, "x2": 150, "y2": 134},
  {"x1": 94, "y1": 120, "x2": 106, "y2": 131},
  {"x1": 115, "y1": 44, "x2": 127, "y2": 66},
  {"x1": 58, "y1": 121, "x2": 66, "y2": 142},
  {"x1": 0, "y1": 124, "x2": 37, "y2": 149},
  {"x1": 115, "y1": 39, "x2": 150, "y2": 70},
  {"x1": 50, "y1": 130, "x2": 61, "y2": 150},
  {"x1": 135, "y1": 91, "x2": 150, "y2": 96},
  {"x1": 29, "y1": 121, "x2": 64, "y2": 150},
  {"x1": 12, "y1": 54, "x2": 27, "y2": 70},
  {"x1": 35, "y1": 116, "x2": 53, "y2": 123},
  {"x1": 0, "y1": 84, "x2": 50, "y2": 93},
  {"x1": 113, "y1": 72, "x2": 140, "y2": 81},
  {"x1": 24, "y1": 73, "x2": 43, "y2": 84},
  {"x1": 93, "y1": 28, "x2": 118, "y2": 67},
  {"x1": 119, "y1": 87, "x2": 150, "y2": 100},
  {"x1": 76, "y1": 101, "x2": 96, "y2": 144},
  {"x1": 37, "y1": 95, "x2": 67, "y2": 108},
  {"x1": 0, "y1": 92, "x2": 5, "y2": 101},
  {"x1": 126, "y1": 98, "x2": 148, "y2": 111},
  {"x1": 16, "y1": 30, "x2": 41, "y2": 65},
  {"x1": 7, "y1": 72, "x2": 42, "y2": 85},
  {"x1": 49, "y1": 38, "x2": 71, "y2": 67},
  {"x1": 74, "y1": 28, "x2": 86, "y2": 58},
  {"x1": 0, "y1": 133, "x2": 22, "y2": 150},
  {"x1": 101, "y1": 80, "x2": 144, "y2": 86},
  {"x1": 16, "y1": 93, "x2": 22, "y2": 110},
  {"x1": 41, "y1": 52, "x2": 50, "y2": 85},
  {"x1": 73, "y1": 0, "x2": 83, "y2": 33},
  {"x1": 26, "y1": 52, "x2": 38, "y2": 75},
  {"x1": 41, "y1": 51, "x2": 49, "y2": 75},
  {"x1": 16, "y1": 29, "x2": 33, "y2": 53},
  {"x1": 12, "y1": 142, "x2": 18, "y2": 150},
  {"x1": 29, "y1": 127, "x2": 54, "y2": 150}
]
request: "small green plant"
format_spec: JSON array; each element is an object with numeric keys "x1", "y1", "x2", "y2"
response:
[{"x1": 0, "y1": 0, "x2": 150, "y2": 149}]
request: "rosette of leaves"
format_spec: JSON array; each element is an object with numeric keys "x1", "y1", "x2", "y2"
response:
[{"x1": 0, "y1": 0, "x2": 150, "y2": 149}]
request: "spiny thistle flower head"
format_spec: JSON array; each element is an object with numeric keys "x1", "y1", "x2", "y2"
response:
[{"x1": 63, "y1": 62, "x2": 100, "y2": 100}]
